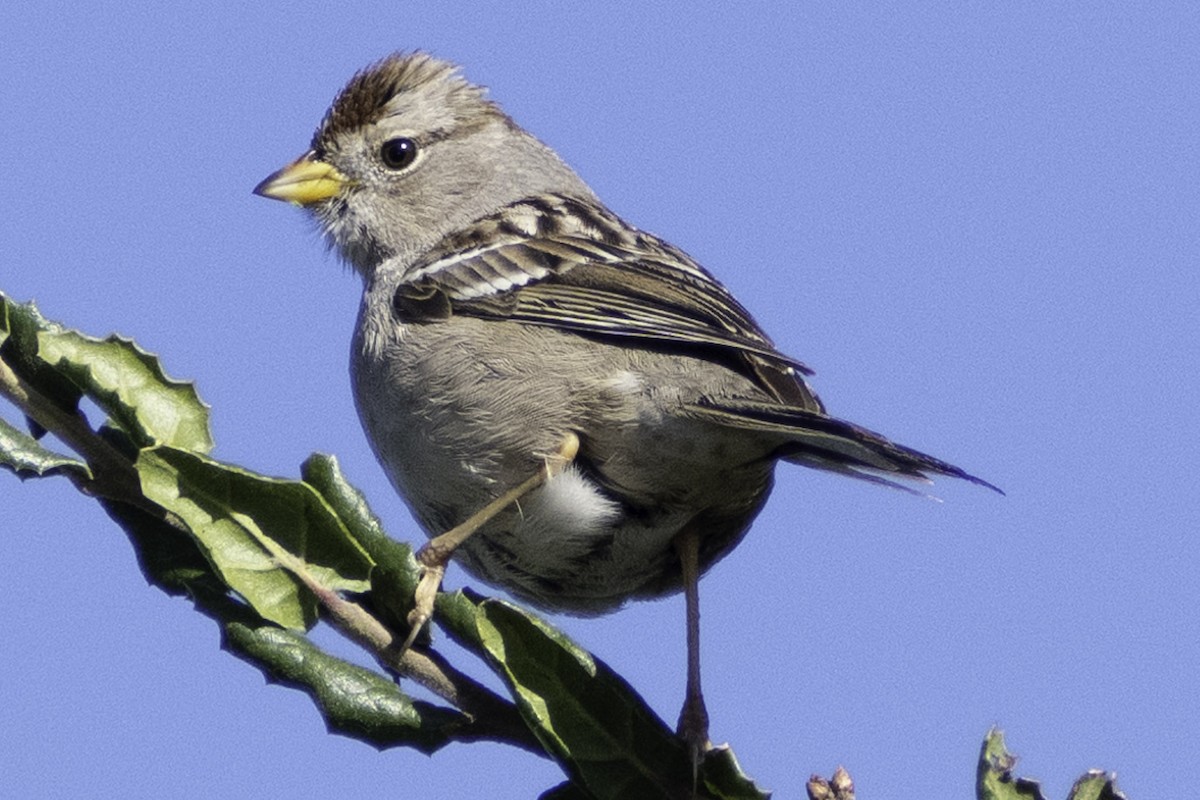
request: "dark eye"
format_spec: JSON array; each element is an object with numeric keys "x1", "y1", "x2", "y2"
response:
[{"x1": 379, "y1": 137, "x2": 418, "y2": 169}]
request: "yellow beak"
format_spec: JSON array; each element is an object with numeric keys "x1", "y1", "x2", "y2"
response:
[{"x1": 253, "y1": 153, "x2": 350, "y2": 206}]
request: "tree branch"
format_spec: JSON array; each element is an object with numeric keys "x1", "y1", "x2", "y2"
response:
[{"x1": 277, "y1": 548, "x2": 540, "y2": 753}]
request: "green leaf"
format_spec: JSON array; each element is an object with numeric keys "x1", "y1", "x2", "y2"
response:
[
  {"x1": 977, "y1": 728, "x2": 1128, "y2": 800},
  {"x1": 302, "y1": 453, "x2": 421, "y2": 634},
  {"x1": 0, "y1": 292, "x2": 10, "y2": 345},
  {"x1": 460, "y1": 597, "x2": 768, "y2": 800},
  {"x1": 977, "y1": 727, "x2": 1047, "y2": 800},
  {"x1": 697, "y1": 748, "x2": 771, "y2": 800},
  {"x1": 137, "y1": 447, "x2": 373, "y2": 630},
  {"x1": 98, "y1": 496, "x2": 465, "y2": 754},
  {"x1": 36, "y1": 324, "x2": 213, "y2": 452},
  {"x1": 474, "y1": 598, "x2": 681, "y2": 797},
  {"x1": 225, "y1": 619, "x2": 466, "y2": 753},
  {"x1": 301, "y1": 453, "x2": 418, "y2": 580},
  {"x1": 99, "y1": 496, "x2": 223, "y2": 598},
  {"x1": 0, "y1": 415, "x2": 89, "y2": 479},
  {"x1": 0, "y1": 295, "x2": 84, "y2": 417},
  {"x1": 538, "y1": 782, "x2": 592, "y2": 800},
  {"x1": 1066, "y1": 771, "x2": 1126, "y2": 800}
]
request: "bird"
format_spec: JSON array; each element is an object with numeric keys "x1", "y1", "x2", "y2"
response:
[{"x1": 253, "y1": 51, "x2": 998, "y2": 755}]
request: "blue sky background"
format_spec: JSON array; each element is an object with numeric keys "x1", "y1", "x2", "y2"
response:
[{"x1": 3, "y1": 4, "x2": 1197, "y2": 798}]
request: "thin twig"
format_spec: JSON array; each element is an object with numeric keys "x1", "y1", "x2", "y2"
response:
[
  {"x1": 1, "y1": 355, "x2": 137, "y2": 500},
  {"x1": 277, "y1": 548, "x2": 541, "y2": 753},
  {"x1": 0, "y1": 354, "x2": 189, "y2": 530}
]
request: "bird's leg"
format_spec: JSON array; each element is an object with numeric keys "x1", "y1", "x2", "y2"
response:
[
  {"x1": 400, "y1": 432, "x2": 581, "y2": 654},
  {"x1": 674, "y1": 525, "x2": 712, "y2": 767}
]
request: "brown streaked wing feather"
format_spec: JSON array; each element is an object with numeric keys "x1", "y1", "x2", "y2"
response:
[{"x1": 404, "y1": 195, "x2": 823, "y2": 410}]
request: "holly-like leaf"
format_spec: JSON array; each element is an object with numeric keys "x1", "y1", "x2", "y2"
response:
[
  {"x1": 538, "y1": 782, "x2": 591, "y2": 800},
  {"x1": 0, "y1": 415, "x2": 89, "y2": 479},
  {"x1": 225, "y1": 619, "x2": 466, "y2": 753},
  {"x1": 445, "y1": 595, "x2": 768, "y2": 799},
  {"x1": 99, "y1": 496, "x2": 465, "y2": 754},
  {"x1": 302, "y1": 453, "x2": 421, "y2": 632},
  {"x1": 1066, "y1": 770, "x2": 1126, "y2": 800},
  {"x1": 475, "y1": 598, "x2": 685, "y2": 798},
  {"x1": 0, "y1": 292, "x2": 10, "y2": 346},
  {"x1": 977, "y1": 728, "x2": 1047, "y2": 800},
  {"x1": 0, "y1": 294, "x2": 84, "y2": 417},
  {"x1": 301, "y1": 453, "x2": 418, "y2": 581},
  {"x1": 99, "y1": 496, "x2": 223, "y2": 598},
  {"x1": 698, "y1": 748, "x2": 771, "y2": 800},
  {"x1": 977, "y1": 728, "x2": 1128, "y2": 800},
  {"x1": 37, "y1": 326, "x2": 213, "y2": 452},
  {"x1": 137, "y1": 447, "x2": 373, "y2": 630}
]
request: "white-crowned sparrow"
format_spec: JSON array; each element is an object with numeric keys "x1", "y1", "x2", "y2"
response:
[{"x1": 254, "y1": 52, "x2": 997, "y2": 751}]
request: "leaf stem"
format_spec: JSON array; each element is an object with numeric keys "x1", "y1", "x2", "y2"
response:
[
  {"x1": 272, "y1": 545, "x2": 541, "y2": 753},
  {"x1": 0, "y1": 353, "x2": 138, "y2": 500}
]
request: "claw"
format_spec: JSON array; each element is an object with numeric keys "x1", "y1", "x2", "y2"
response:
[
  {"x1": 398, "y1": 555, "x2": 446, "y2": 655},
  {"x1": 393, "y1": 432, "x2": 580, "y2": 656}
]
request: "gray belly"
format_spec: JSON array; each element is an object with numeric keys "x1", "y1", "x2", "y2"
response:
[{"x1": 352, "y1": 311, "x2": 778, "y2": 613}]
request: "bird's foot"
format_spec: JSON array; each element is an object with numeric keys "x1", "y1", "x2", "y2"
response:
[
  {"x1": 399, "y1": 547, "x2": 448, "y2": 654},
  {"x1": 396, "y1": 432, "x2": 581, "y2": 655},
  {"x1": 677, "y1": 690, "x2": 713, "y2": 776}
]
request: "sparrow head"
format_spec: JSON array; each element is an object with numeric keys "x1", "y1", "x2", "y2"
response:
[{"x1": 255, "y1": 52, "x2": 592, "y2": 277}]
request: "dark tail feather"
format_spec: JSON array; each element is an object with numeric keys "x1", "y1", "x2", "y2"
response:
[{"x1": 683, "y1": 398, "x2": 1003, "y2": 495}]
